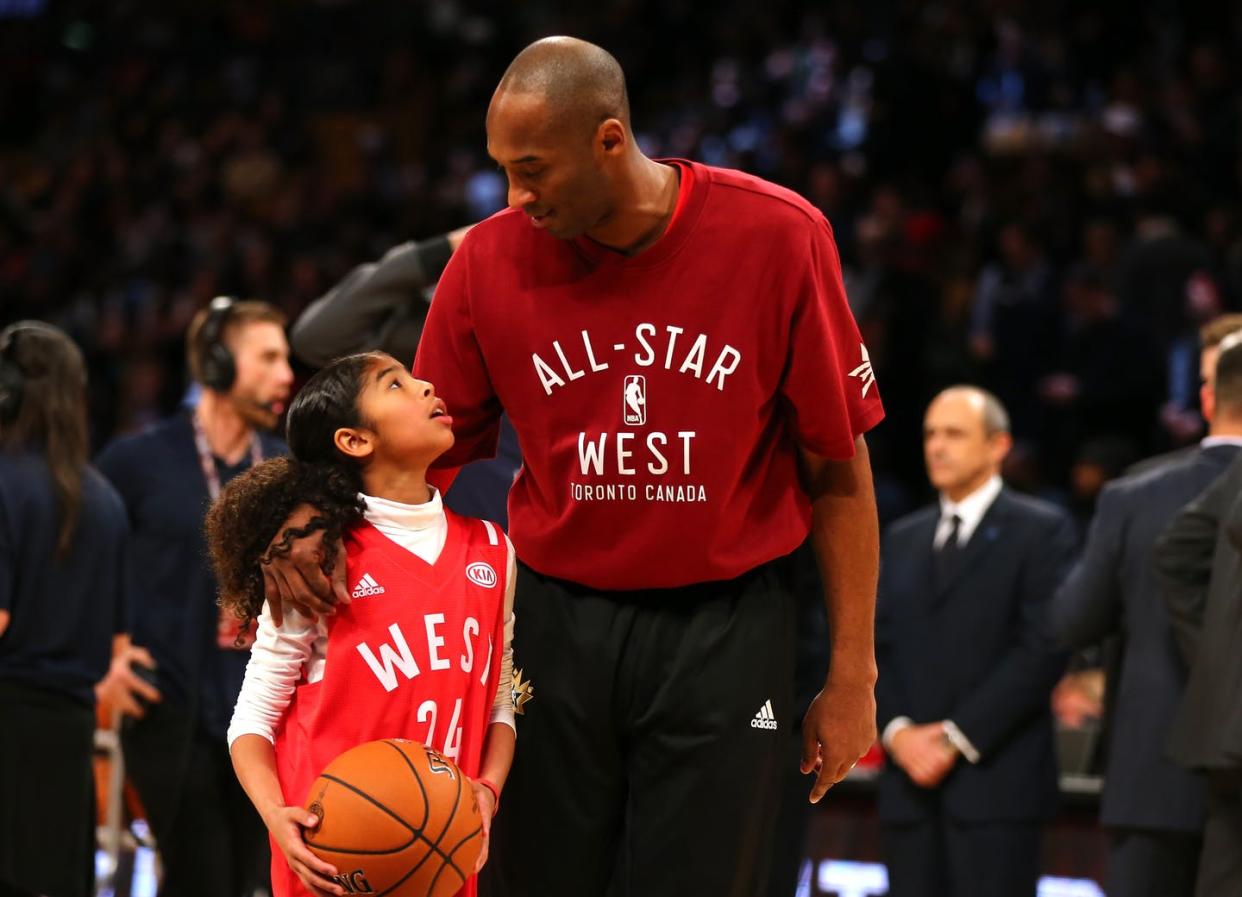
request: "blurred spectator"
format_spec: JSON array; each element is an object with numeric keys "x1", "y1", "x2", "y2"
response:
[
  {"x1": 968, "y1": 223, "x2": 1061, "y2": 442},
  {"x1": 1038, "y1": 265, "x2": 1162, "y2": 476}
]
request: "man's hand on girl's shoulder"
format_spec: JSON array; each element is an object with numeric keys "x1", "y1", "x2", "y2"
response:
[{"x1": 262, "y1": 503, "x2": 350, "y2": 626}]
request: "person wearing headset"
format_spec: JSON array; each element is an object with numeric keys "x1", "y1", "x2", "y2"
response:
[
  {"x1": 0, "y1": 322, "x2": 131, "y2": 897},
  {"x1": 95, "y1": 299, "x2": 293, "y2": 897}
]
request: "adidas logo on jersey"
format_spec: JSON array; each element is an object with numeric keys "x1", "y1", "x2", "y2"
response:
[
  {"x1": 751, "y1": 699, "x2": 778, "y2": 731},
  {"x1": 351, "y1": 573, "x2": 385, "y2": 599}
]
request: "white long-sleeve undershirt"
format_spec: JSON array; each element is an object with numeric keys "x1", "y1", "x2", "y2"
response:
[{"x1": 226, "y1": 487, "x2": 516, "y2": 748}]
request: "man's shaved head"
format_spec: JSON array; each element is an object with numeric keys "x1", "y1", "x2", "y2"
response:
[{"x1": 496, "y1": 36, "x2": 630, "y2": 136}]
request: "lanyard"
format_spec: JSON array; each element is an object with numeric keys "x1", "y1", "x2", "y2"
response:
[
  {"x1": 191, "y1": 410, "x2": 263, "y2": 501},
  {"x1": 193, "y1": 408, "x2": 263, "y2": 650}
]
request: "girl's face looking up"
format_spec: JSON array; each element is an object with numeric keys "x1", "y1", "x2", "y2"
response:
[{"x1": 337, "y1": 358, "x2": 455, "y2": 470}]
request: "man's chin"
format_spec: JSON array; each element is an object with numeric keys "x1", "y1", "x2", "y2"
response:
[{"x1": 237, "y1": 405, "x2": 281, "y2": 432}]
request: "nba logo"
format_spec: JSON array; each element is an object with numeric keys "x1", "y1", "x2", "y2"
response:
[{"x1": 623, "y1": 375, "x2": 646, "y2": 426}]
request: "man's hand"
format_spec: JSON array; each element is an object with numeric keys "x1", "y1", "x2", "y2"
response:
[
  {"x1": 1051, "y1": 670, "x2": 1104, "y2": 729},
  {"x1": 888, "y1": 722, "x2": 957, "y2": 788},
  {"x1": 801, "y1": 675, "x2": 878, "y2": 803},
  {"x1": 262, "y1": 503, "x2": 350, "y2": 626},
  {"x1": 95, "y1": 644, "x2": 162, "y2": 719}
]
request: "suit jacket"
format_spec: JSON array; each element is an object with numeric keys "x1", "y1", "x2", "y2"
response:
[
  {"x1": 1051, "y1": 444, "x2": 1238, "y2": 831},
  {"x1": 1155, "y1": 451, "x2": 1242, "y2": 771},
  {"x1": 875, "y1": 487, "x2": 1074, "y2": 823}
]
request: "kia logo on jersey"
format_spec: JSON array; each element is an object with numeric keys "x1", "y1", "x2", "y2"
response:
[
  {"x1": 623, "y1": 374, "x2": 647, "y2": 426},
  {"x1": 466, "y1": 562, "x2": 497, "y2": 588}
]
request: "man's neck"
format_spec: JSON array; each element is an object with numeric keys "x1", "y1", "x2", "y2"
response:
[
  {"x1": 586, "y1": 154, "x2": 679, "y2": 256},
  {"x1": 943, "y1": 472, "x2": 998, "y2": 505},
  {"x1": 1207, "y1": 419, "x2": 1242, "y2": 440},
  {"x1": 196, "y1": 390, "x2": 253, "y2": 465}
]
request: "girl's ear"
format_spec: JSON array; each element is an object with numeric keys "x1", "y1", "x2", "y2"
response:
[{"x1": 333, "y1": 426, "x2": 375, "y2": 461}]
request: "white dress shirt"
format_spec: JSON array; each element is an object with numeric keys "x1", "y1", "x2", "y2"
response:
[
  {"x1": 933, "y1": 474, "x2": 1003, "y2": 550},
  {"x1": 1200, "y1": 435, "x2": 1242, "y2": 449}
]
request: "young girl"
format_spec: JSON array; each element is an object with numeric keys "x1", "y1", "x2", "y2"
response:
[{"x1": 210, "y1": 352, "x2": 515, "y2": 897}]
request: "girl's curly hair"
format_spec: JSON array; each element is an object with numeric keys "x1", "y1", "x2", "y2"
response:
[
  {"x1": 206, "y1": 350, "x2": 389, "y2": 635},
  {"x1": 207, "y1": 458, "x2": 365, "y2": 635}
]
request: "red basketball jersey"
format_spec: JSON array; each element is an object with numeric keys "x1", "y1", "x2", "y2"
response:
[{"x1": 271, "y1": 511, "x2": 509, "y2": 897}]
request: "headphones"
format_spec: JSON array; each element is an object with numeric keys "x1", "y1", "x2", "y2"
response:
[
  {"x1": 0, "y1": 327, "x2": 27, "y2": 425},
  {"x1": 199, "y1": 296, "x2": 237, "y2": 392}
]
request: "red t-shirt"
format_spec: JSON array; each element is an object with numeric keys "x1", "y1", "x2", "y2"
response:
[
  {"x1": 415, "y1": 160, "x2": 883, "y2": 590},
  {"x1": 271, "y1": 513, "x2": 508, "y2": 897}
]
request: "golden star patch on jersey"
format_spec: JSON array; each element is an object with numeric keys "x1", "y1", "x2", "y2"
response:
[{"x1": 511, "y1": 667, "x2": 534, "y2": 715}]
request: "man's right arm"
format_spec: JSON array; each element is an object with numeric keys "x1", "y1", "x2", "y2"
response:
[
  {"x1": 1049, "y1": 483, "x2": 1125, "y2": 648},
  {"x1": 1154, "y1": 468, "x2": 1234, "y2": 664},
  {"x1": 290, "y1": 228, "x2": 472, "y2": 368},
  {"x1": 93, "y1": 441, "x2": 164, "y2": 716}
]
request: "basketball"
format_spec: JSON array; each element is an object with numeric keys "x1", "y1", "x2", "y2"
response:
[{"x1": 302, "y1": 739, "x2": 482, "y2": 897}]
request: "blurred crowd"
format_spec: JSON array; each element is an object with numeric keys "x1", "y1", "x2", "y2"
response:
[{"x1": 2, "y1": 0, "x2": 1241, "y2": 515}]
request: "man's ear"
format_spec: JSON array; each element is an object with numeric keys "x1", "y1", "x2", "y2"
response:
[{"x1": 597, "y1": 118, "x2": 627, "y2": 155}]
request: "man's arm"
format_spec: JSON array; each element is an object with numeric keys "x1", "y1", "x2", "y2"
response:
[
  {"x1": 872, "y1": 526, "x2": 958, "y2": 787},
  {"x1": 290, "y1": 227, "x2": 472, "y2": 368},
  {"x1": 92, "y1": 441, "x2": 164, "y2": 715},
  {"x1": 873, "y1": 530, "x2": 907, "y2": 734},
  {"x1": 1049, "y1": 483, "x2": 1126, "y2": 648},
  {"x1": 799, "y1": 438, "x2": 880, "y2": 803},
  {"x1": 1224, "y1": 489, "x2": 1242, "y2": 558},
  {"x1": 1154, "y1": 468, "x2": 1233, "y2": 664},
  {"x1": 947, "y1": 513, "x2": 1076, "y2": 758}
]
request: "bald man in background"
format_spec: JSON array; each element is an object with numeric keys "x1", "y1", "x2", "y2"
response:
[
  {"x1": 875, "y1": 387, "x2": 1073, "y2": 897},
  {"x1": 265, "y1": 36, "x2": 885, "y2": 897}
]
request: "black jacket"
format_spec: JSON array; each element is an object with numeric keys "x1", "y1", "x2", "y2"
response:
[
  {"x1": 1155, "y1": 451, "x2": 1242, "y2": 772},
  {"x1": 1051, "y1": 444, "x2": 1238, "y2": 831},
  {"x1": 876, "y1": 487, "x2": 1074, "y2": 823}
]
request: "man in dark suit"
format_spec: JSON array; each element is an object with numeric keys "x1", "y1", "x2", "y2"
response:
[
  {"x1": 1051, "y1": 328, "x2": 1242, "y2": 896},
  {"x1": 1154, "y1": 335, "x2": 1242, "y2": 897},
  {"x1": 876, "y1": 386, "x2": 1075, "y2": 897}
]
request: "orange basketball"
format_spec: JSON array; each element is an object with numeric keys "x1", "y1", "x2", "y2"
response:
[{"x1": 302, "y1": 739, "x2": 482, "y2": 897}]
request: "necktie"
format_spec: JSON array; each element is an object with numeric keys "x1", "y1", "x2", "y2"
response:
[{"x1": 934, "y1": 513, "x2": 963, "y2": 585}]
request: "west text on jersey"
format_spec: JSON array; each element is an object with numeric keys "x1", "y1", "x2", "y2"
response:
[
  {"x1": 354, "y1": 616, "x2": 494, "y2": 693},
  {"x1": 577, "y1": 431, "x2": 696, "y2": 476}
]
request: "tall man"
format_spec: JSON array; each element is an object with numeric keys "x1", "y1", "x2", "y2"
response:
[
  {"x1": 95, "y1": 299, "x2": 293, "y2": 897},
  {"x1": 1154, "y1": 332, "x2": 1242, "y2": 897},
  {"x1": 264, "y1": 37, "x2": 884, "y2": 897},
  {"x1": 875, "y1": 387, "x2": 1073, "y2": 897},
  {"x1": 1050, "y1": 316, "x2": 1242, "y2": 896}
]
